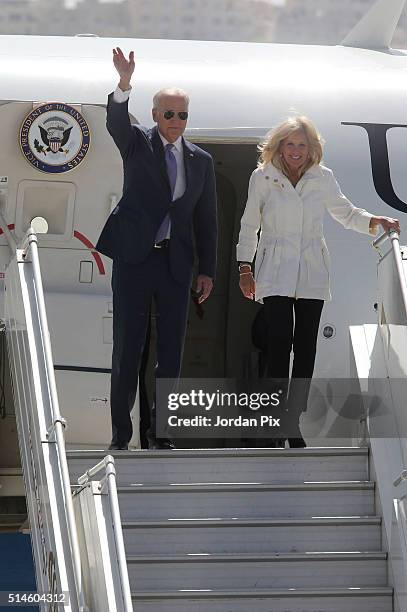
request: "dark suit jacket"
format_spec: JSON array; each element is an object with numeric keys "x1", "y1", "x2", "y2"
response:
[{"x1": 96, "y1": 92, "x2": 218, "y2": 284}]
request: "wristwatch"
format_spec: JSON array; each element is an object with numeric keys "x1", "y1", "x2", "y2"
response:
[{"x1": 238, "y1": 261, "x2": 252, "y2": 272}]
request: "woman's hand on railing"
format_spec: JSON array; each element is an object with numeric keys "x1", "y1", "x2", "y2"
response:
[{"x1": 370, "y1": 215, "x2": 400, "y2": 235}]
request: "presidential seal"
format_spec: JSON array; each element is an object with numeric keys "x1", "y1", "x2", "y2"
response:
[{"x1": 20, "y1": 103, "x2": 91, "y2": 174}]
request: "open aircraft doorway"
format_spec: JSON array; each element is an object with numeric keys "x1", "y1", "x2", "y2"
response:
[
  {"x1": 185, "y1": 140, "x2": 261, "y2": 379},
  {"x1": 143, "y1": 140, "x2": 260, "y2": 392}
]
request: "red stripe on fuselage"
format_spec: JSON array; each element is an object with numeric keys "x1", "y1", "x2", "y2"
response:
[{"x1": 74, "y1": 230, "x2": 105, "y2": 275}]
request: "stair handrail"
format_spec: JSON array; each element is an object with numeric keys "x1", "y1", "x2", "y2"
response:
[
  {"x1": 20, "y1": 228, "x2": 88, "y2": 610},
  {"x1": 5, "y1": 225, "x2": 89, "y2": 611},
  {"x1": 373, "y1": 229, "x2": 407, "y2": 314},
  {"x1": 394, "y1": 469, "x2": 407, "y2": 487},
  {"x1": 371, "y1": 227, "x2": 407, "y2": 600},
  {"x1": 78, "y1": 455, "x2": 133, "y2": 612}
]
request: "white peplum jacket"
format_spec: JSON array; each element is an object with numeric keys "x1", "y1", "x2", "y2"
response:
[{"x1": 236, "y1": 162, "x2": 376, "y2": 302}]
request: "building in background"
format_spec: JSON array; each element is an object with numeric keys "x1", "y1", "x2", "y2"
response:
[
  {"x1": 0, "y1": 0, "x2": 277, "y2": 42},
  {"x1": 34, "y1": 0, "x2": 129, "y2": 37},
  {"x1": 0, "y1": 0, "x2": 405, "y2": 47},
  {"x1": 0, "y1": 0, "x2": 38, "y2": 35},
  {"x1": 125, "y1": 0, "x2": 276, "y2": 42}
]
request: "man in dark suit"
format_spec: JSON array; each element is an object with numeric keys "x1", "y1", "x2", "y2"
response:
[{"x1": 97, "y1": 48, "x2": 217, "y2": 450}]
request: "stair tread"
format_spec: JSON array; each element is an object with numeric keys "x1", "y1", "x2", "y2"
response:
[
  {"x1": 132, "y1": 586, "x2": 393, "y2": 598},
  {"x1": 69, "y1": 447, "x2": 391, "y2": 607},
  {"x1": 0, "y1": 514, "x2": 27, "y2": 521},
  {"x1": 0, "y1": 468, "x2": 23, "y2": 475},
  {"x1": 116, "y1": 481, "x2": 374, "y2": 492},
  {"x1": 67, "y1": 447, "x2": 369, "y2": 459},
  {"x1": 127, "y1": 551, "x2": 387, "y2": 562},
  {"x1": 122, "y1": 516, "x2": 382, "y2": 527}
]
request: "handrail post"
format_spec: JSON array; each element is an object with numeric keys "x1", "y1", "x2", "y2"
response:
[
  {"x1": 78, "y1": 456, "x2": 133, "y2": 612},
  {"x1": 18, "y1": 227, "x2": 88, "y2": 611},
  {"x1": 389, "y1": 230, "x2": 407, "y2": 314},
  {"x1": 373, "y1": 229, "x2": 407, "y2": 313},
  {"x1": 104, "y1": 456, "x2": 133, "y2": 612},
  {"x1": 372, "y1": 229, "x2": 391, "y2": 250},
  {"x1": 394, "y1": 470, "x2": 407, "y2": 488}
]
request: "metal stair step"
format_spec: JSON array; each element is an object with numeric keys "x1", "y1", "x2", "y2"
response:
[
  {"x1": 0, "y1": 468, "x2": 24, "y2": 497},
  {"x1": 0, "y1": 514, "x2": 27, "y2": 532},
  {"x1": 67, "y1": 446, "x2": 392, "y2": 610},
  {"x1": 122, "y1": 516, "x2": 382, "y2": 555},
  {"x1": 116, "y1": 481, "x2": 375, "y2": 519},
  {"x1": 126, "y1": 551, "x2": 387, "y2": 590},
  {"x1": 131, "y1": 586, "x2": 393, "y2": 612},
  {"x1": 67, "y1": 447, "x2": 369, "y2": 486}
]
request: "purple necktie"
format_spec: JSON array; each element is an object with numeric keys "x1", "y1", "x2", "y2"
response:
[{"x1": 155, "y1": 143, "x2": 177, "y2": 243}]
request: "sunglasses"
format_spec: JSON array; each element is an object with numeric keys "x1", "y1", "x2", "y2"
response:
[{"x1": 162, "y1": 110, "x2": 189, "y2": 120}]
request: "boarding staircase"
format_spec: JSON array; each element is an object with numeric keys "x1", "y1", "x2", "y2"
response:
[
  {"x1": 66, "y1": 446, "x2": 392, "y2": 612},
  {"x1": 4, "y1": 224, "x2": 407, "y2": 611}
]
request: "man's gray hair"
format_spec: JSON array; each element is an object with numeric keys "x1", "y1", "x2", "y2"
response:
[{"x1": 152, "y1": 87, "x2": 190, "y2": 110}]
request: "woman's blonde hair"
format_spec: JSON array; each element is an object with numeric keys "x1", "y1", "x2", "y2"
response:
[{"x1": 258, "y1": 116, "x2": 324, "y2": 177}]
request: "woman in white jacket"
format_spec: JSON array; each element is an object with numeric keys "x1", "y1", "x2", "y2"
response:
[{"x1": 237, "y1": 116, "x2": 399, "y2": 448}]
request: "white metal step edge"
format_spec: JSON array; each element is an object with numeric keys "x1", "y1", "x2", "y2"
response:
[
  {"x1": 131, "y1": 586, "x2": 393, "y2": 599},
  {"x1": 117, "y1": 482, "x2": 374, "y2": 493},
  {"x1": 0, "y1": 468, "x2": 23, "y2": 475},
  {"x1": 126, "y1": 552, "x2": 387, "y2": 563},
  {"x1": 122, "y1": 516, "x2": 382, "y2": 528},
  {"x1": 67, "y1": 447, "x2": 369, "y2": 459}
]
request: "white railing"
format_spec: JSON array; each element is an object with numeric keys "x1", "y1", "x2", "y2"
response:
[
  {"x1": 22, "y1": 229, "x2": 88, "y2": 610},
  {"x1": 373, "y1": 229, "x2": 407, "y2": 314},
  {"x1": 76, "y1": 456, "x2": 133, "y2": 612},
  {"x1": 4, "y1": 224, "x2": 132, "y2": 611},
  {"x1": 351, "y1": 228, "x2": 407, "y2": 612},
  {"x1": 5, "y1": 227, "x2": 88, "y2": 611}
]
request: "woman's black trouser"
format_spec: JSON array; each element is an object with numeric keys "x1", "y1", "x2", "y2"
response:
[{"x1": 263, "y1": 296, "x2": 324, "y2": 439}]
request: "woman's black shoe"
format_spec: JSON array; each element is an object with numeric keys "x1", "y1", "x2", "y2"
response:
[
  {"x1": 288, "y1": 437, "x2": 306, "y2": 448},
  {"x1": 148, "y1": 438, "x2": 176, "y2": 450}
]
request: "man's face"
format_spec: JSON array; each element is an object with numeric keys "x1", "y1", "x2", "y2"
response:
[{"x1": 152, "y1": 94, "x2": 189, "y2": 143}]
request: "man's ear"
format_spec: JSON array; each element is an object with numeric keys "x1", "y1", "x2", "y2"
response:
[{"x1": 152, "y1": 109, "x2": 157, "y2": 123}]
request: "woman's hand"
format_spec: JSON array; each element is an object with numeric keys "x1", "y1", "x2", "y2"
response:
[
  {"x1": 239, "y1": 269, "x2": 256, "y2": 300},
  {"x1": 370, "y1": 215, "x2": 400, "y2": 234}
]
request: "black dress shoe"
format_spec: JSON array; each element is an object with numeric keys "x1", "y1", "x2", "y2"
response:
[
  {"x1": 148, "y1": 438, "x2": 176, "y2": 450},
  {"x1": 108, "y1": 442, "x2": 129, "y2": 451}
]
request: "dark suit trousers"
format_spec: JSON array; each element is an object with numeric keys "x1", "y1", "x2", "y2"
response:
[
  {"x1": 263, "y1": 296, "x2": 324, "y2": 415},
  {"x1": 110, "y1": 249, "x2": 191, "y2": 445}
]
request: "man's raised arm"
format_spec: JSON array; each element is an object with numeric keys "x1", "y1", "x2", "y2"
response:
[{"x1": 107, "y1": 47, "x2": 137, "y2": 157}]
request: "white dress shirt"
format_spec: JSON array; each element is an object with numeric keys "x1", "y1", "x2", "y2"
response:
[{"x1": 113, "y1": 86, "x2": 186, "y2": 238}]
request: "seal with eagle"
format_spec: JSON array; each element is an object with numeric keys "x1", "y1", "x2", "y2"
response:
[{"x1": 34, "y1": 115, "x2": 73, "y2": 155}]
